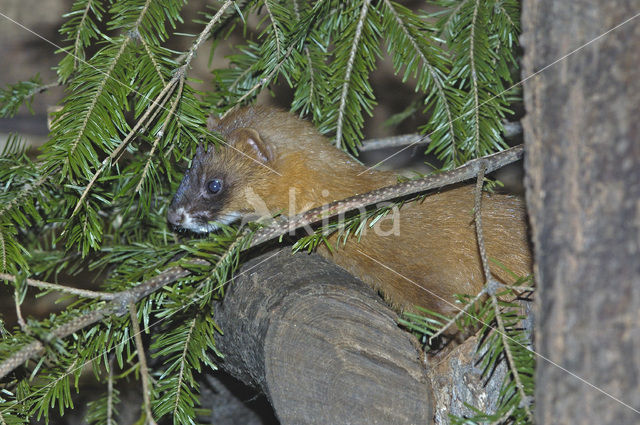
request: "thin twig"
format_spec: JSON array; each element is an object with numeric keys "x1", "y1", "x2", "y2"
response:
[
  {"x1": 474, "y1": 162, "x2": 491, "y2": 278},
  {"x1": 182, "y1": 1, "x2": 234, "y2": 70},
  {"x1": 250, "y1": 145, "x2": 523, "y2": 247},
  {"x1": 107, "y1": 355, "x2": 115, "y2": 425},
  {"x1": 359, "y1": 121, "x2": 522, "y2": 152},
  {"x1": 360, "y1": 133, "x2": 427, "y2": 152},
  {"x1": 129, "y1": 301, "x2": 157, "y2": 425},
  {"x1": 14, "y1": 288, "x2": 27, "y2": 332},
  {"x1": 429, "y1": 288, "x2": 486, "y2": 343},
  {"x1": 0, "y1": 273, "x2": 117, "y2": 300},
  {"x1": 473, "y1": 161, "x2": 533, "y2": 421},
  {"x1": 469, "y1": 0, "x2": 481, "y2": 157}
]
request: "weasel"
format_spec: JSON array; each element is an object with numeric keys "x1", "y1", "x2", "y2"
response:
[{"x1": 167, "y1": 106, "x2": 531, "y2": 315}]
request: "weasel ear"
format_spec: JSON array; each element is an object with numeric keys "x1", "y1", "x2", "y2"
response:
[{"x1": 229, "y1": 127, "x2": 273, "y2": 163}]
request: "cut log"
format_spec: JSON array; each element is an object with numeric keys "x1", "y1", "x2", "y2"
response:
[{"x1": 214, "y1": 248, "x2": 433, "y2": 425}]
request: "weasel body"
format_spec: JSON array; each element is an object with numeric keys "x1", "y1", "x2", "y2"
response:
[{"x1": 168, "y1": 106, "x2": 531, "y2": 315}]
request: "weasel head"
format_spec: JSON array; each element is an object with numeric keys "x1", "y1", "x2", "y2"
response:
[{"x1": 167, "y1": 127, "x2": 276, "y2": 233}]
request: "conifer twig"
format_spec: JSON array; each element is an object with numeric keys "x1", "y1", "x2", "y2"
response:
[
  {"x1": 382, "y1": 0, "x2": 456, "y2": 160},
  {"x1": 140, "y1": 35, "x2": 167, "y2": 87},
  {"x1": 335, "y1": 0, "x2": 372, "y2": 149},
  {"x1": 72, "y1": 1, "x2": 234, "y2": 215},
  {"x1": 71, "y1": 0, "x2": 93, "y2": 70},
  {"x1": 136, "y1": 76, "x2": 184, "y2": 193},
  {"x1": 129, "y1": 301, "x2": 157, "y2": 425},
  {"x1": 66, "y1": 38, "x2": 131, "y2": 173},
  {"x1": 472, "y1": 161, "x2": 533, "y2": 422},
  {"x1": 220, "y1": 45, "x2": 295, "y2": 120},
  {"x1": 293, "y1": 0, "x2": 316, "y2": 112},
  {"x1": 173, "y1": 318, "x2": 196, "y2": 417},
  {"x1": 0, "y1": 232, "x2": 5, "y2": 277},
  {"x1": 264, "y1": 0, "x2": 283, "y2": 58}
]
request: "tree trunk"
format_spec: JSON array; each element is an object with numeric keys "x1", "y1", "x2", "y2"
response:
[{"x1": 522, "y1": 1, "x2": 640, "y2": 423}]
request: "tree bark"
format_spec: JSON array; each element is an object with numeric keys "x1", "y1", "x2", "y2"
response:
[
  {"x1": 522, "y1": 1, "x2": 640, "y2": 423},
  {"x1": 213, "y1": 248, "x2": 433, "y2": 425}
]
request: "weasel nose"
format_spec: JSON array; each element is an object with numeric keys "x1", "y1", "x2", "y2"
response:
[{"x1": 167, "y1": 208, "x2": 184, "y2": 227}]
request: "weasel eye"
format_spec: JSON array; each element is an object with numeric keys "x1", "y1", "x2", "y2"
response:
[{"x1": 207, "y1": 179, "x2": 223, "y2": 194}]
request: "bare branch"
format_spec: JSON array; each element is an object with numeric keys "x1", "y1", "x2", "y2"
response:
[{"x1": 0, "y1": 273, "x2": 117, "y2": 300}]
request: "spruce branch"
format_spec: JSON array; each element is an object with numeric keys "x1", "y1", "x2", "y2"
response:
[
  {"x1": 135, "y1": 76, "x2": 184, "y2": 193},
  {"x1": 0, "y1": 145, "x2": 523, "y2": 382},
  {"x1": 72, "y1": 1, "x2": 234, "y2": 216},
  {"x1": 140, "y1": 36, "x2": 168, "y2": 87},
  {"x1": 264, "y1": 0, "x2": 284, "y2": 58},
  {"x1": 72, "y1": 0, "x2": 95, "y2": 70},
  {"x1": 172, "y1": 318, "x2": 196, "y2": 418},
  {"x1": 0, "y1": 167, "x2": 50, "y2": 221},
  {"x1": 490, "y1": 294, "x2": 533, "y2": 421},
  {"x1": 220, "y1": 45, "x2": 295, "y2": 120},
  {"x1": 381, "y1": 0, "x2": 457, "y2": 161},
  {"x1": 292, "y1": 0, "x2": 316, "y2": 113},
  {"x1": 69, "y1": 61, "x2": 176, "y2": 215},
  {"x1": 64, "y1": 37, "x2": 131, "y2": 176},
  {"x1": 58, "y1": 0, "x2": 106, "y2": 81},
  {"x1": 0, "y1": 77, "x2": 59, "y2": 118},
  {"x1": 335, "y1": 0, "x2": 373, "y2": 150},
  {"x1": 428, "y1": 287, "x2": 485, "y2": 342}
]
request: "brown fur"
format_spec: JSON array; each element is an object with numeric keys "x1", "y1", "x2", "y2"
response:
[{"x1": 169, "y1": 106, "x2": 532, "y2": 315}]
